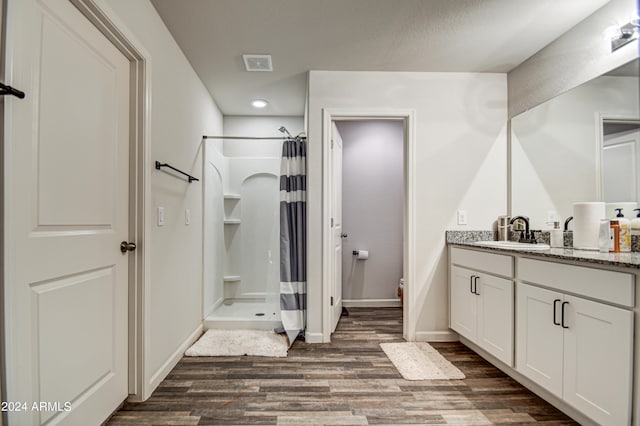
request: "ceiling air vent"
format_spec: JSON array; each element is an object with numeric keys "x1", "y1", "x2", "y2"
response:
[{"x1": 243, "y1": 54, "x2": 273, "y2": 72}]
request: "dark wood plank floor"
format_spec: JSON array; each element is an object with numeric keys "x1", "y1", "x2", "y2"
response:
[{"x1": 107, "y1": 307, "x2": 577, "y2": 425}]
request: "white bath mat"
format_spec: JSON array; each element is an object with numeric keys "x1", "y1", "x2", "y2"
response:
[
  {"x1": 380, "y1": 342, "x2": 465, "y2": 380},
  {"x1": 185, "y1": 329, "x2": 288, "y2": 357}
]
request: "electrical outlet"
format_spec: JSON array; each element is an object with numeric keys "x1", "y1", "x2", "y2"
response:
[
  {"x1": 157, "y1": 207, "x2": 165, "y2": 226},
  {"x1": 185, "y1": 208, "x2": 191, "y2": 225},
  {"x1": 457, "y1": 210, "x2": 468, "y2": 225}
]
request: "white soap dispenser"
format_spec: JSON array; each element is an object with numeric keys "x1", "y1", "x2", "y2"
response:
[
  {"x1": 631, "y1": 208, "x2": 640, "y2": 236},
  {"x1": 550, "y1": 221, "x2": 563, "y2": 248},
  {"x1": 615, "y1": 208, "x2": 631, "y2": 252}
]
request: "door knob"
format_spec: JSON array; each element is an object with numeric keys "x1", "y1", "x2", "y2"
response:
[
  {"x1": 340, "y1": 233, "x2": 348, "y2": 239},
  {"x1": 120, "y1": 241, "x2": 137, "y2": 254}
]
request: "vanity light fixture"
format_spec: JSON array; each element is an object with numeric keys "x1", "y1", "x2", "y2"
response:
[
  {"x1": 610, "y1": 17, "x2": 640, "y2": 52},
  {"x1": 251, "y1": 99, "x2": 268, "y2": 108}
]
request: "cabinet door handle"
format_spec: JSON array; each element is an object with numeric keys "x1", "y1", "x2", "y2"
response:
[
  {"x1": 473, "y1": 276, "x2": 480, "y2": 295},
  {"x1": 561, "y1": 301, "x2": 569, "y2": 329},
  {"x1": 470, "y1": 275, "x2": 475, "y2": 293},
  {"x1": 553, "y1": 299, "x2": 561, "y2": 325}
]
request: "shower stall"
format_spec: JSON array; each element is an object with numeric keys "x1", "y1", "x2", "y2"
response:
[{"x1": 203, "y1": 137, "x2": 282, "y2": 329}]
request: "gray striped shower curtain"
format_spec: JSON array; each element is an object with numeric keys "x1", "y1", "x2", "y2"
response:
[{"x1": 280, "y1": 138, "x2": 306, "y2": 346}]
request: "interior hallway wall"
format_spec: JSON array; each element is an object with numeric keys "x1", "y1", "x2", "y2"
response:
[
  {"x1": 336, "y1": 120, "x2": 404, "y2": 304},
  {"x1": 307, "y1": 71, "x2": 508, "y2": 342},
  {"x1": 104, "y1": 0, "x2": 223, "y2": 396}
]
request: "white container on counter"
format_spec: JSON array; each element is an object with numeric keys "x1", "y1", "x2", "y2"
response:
[
  {"x1": 573, "y1": 202, "x2": 605, "y2": 250},
  {"x1": 550, "y1": 221, "x2": 563, "y2": 248}
]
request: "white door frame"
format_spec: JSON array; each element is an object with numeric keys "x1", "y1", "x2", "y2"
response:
[
  {"x1": 321, "y1": 108, "x2": 416, "y2": 342},
  {"x1": 1, "y1": 0, "x2": 151, "y2": 404},
  {"x1": 595, "y1": 113, "x2": 640, "y2": 202},
  {"x1": 73, "y1": 0, "x2": 152, "y2": 402}
]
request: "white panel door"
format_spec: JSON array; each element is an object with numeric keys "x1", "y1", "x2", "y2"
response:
[
  {"x1": 4, "y1": 0, "x2": 130, "y2": 424},
  {"x1": 331, "y1": 122, "x2": 343, "y2": 332},
  {"x1": 603, "y1": 129, "x2": 640, "y2": 203},
  {"x1": 515, "y1": 284, "x2": 563, "y2": 398},
  {"x1": 477, "y1": 274, "x2": 513, "y2": 366},
  {"x1": 449, "y1": 266, "x2": 477, "y2": 340},
  {"x1": 563, "y1": 295, "x2": 633, "y2": 426}
]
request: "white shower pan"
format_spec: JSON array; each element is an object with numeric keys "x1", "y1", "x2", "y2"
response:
[{"x1": 204, "y1": 296, "x2": 281, "y2": 330}]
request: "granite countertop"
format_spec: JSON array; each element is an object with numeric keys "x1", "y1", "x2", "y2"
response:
[{"x1": 446, "y1": 231, "x2": 640, "y2": 269}]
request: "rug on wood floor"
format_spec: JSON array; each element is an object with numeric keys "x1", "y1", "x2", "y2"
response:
[
  {"x1": 380, "y1": 342, "x2": 465, "y2": 380},
  {"x1": 185, "y1": 329, "x2": 288, "y2": 357}
]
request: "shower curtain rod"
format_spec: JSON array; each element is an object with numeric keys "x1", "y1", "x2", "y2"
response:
[
  {"x1": 203, "y1": 127, "x2": 306, "y2": 141},
  {"x1": 202, "y1": 135, "x2": 294, "y2": 140}
]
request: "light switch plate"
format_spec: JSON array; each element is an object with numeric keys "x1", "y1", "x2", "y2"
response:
[
  {"x1": 457, "y1": 210, "x2": 467, "y2": 225},
  {"x1": 157, "y1": 207, "x2": 165, "y2": 226},
  {"x1": 185, "y1": 208, "x2": 191, "y2": 225}
]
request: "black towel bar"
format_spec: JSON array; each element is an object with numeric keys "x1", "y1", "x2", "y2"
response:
[
  {"x1": 0, "y1": 82, "x2": 25, "y2": 99},
  {"x1": 155, "y1": 161, "x2": 199, "y2": 183}
]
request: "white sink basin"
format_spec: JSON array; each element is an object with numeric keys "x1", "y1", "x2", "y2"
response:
[{"x1": 472, "y1": 240, "x2": 551, "y2": 250}]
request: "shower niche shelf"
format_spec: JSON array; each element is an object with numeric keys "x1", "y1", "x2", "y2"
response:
[
  {"x1": 224, "y1": 194, "x2": 241, "y2": 223},
  {"x1": 223, "y1": 275, "x2": 241, "y2": 283}
]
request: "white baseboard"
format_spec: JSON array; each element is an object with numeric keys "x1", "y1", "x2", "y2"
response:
[
  {"x1": 415, "y1": 330, "x2": 459, "y2": 342},
  {"x1": 304, "y1": 332, "x2": 325, "y2": 343},
  {"x1": 343, "y1": 299, "x2": 402, "y2": 308},
  {"x1": 145, "y1": 324, "x2": 203, "y2": 399}
]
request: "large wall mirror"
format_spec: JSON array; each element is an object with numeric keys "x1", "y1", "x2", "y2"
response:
[{"x1": 511, "y1": 58, "x2": 640, "y2": 229}]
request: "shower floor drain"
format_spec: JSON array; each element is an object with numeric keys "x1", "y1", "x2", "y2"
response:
[{"x1": 255, "y1": 313, "x2": 265, "y2": 316}]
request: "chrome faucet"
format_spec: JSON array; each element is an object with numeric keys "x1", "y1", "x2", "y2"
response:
[{"x1": 510, "y1": 215, "x2": 535, "y2": 243}]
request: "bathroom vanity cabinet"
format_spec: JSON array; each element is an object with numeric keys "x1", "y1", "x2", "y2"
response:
[
  {"x1": 448, "y1": 243, "x2": 637, "y2": 426},
  {"x1": 449, "y1": 248, "x2": 514, "y2": 366},
  {"x1": 516, "y1": 258, "x2": 633, "y2": 426}
]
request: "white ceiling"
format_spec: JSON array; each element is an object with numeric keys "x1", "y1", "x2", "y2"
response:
[{"x1": 151, "y1": 0, "x2": 610, "y2": 116}]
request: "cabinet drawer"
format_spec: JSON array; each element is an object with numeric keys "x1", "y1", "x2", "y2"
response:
[
  {"x1": 518, "y1": 258, "x2": 634, "y2": 307},
  {"x1": 450, "y1": 247, "x2": 513, "y2": 278}
]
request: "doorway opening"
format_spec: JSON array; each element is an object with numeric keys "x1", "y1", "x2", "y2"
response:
[
  {"x1": 599, "y1": 118, "x2": 640, "y2": 204},
  {"x1": 333, "y1": 119, "x2": 404, "y2": 327},
  {"x1": 322, "y1": 109, "x2": 415, "y2": 342}
]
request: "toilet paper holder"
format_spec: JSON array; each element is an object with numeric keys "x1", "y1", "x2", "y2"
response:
[{"x1": 352, "y1": 250, "x2": 369, "y2": 260}]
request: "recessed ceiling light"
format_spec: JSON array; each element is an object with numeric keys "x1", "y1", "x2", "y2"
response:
[{"x1": 251, "y1": 99, "x2": 268, "y2": 108}]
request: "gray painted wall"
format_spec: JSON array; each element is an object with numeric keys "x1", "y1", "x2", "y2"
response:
[
  {"x1": 336, "y1": 120, "x2": 404, "y2": 302},
  {"x1": 106, "y1": 0, "x2": 224, "y2": 392}
]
